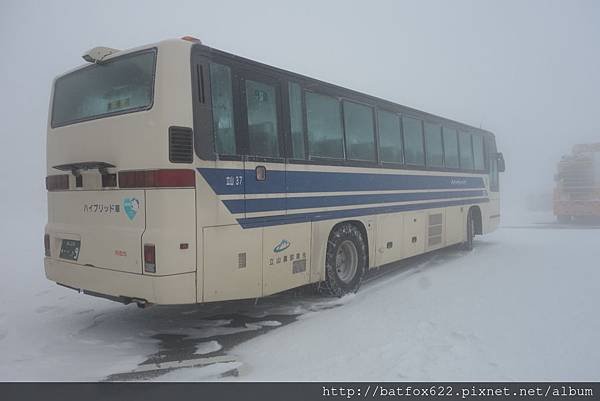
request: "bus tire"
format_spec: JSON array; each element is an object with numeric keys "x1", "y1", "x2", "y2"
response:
[
  {"x1": 462, "y1": 208, "x2": 475, "y2": 251},
  {"x1": 323, "y1": 223, "x2": 367, "y2": 297}
]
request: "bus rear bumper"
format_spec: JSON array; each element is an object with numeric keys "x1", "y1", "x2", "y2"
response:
[{"x1": 44, "y1": 257, "x2": 197, "y2": 305}]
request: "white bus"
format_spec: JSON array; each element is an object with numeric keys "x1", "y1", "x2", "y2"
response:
[{"x1": 44, "y1": 37, "x2": 505, "y2": 307}]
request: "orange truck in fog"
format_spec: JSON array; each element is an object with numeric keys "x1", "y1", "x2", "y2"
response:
[{"x1": 554, "y1": 143, "x2": 600, "y2": 223}]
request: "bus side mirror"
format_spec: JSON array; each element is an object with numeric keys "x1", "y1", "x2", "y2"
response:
[{"x1": 496, "y1": 152, "x2": 506, "y2": 172}]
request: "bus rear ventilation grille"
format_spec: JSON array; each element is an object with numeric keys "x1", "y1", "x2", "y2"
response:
[{"x1": 169, "y1": 126, "x2": 193, "y2": 163}]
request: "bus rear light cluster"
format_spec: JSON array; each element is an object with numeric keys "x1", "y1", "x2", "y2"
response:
[
  {"x1": 118, "y1": 169, "x2": 195, "y2": 189},
  {"x1": 44, "y1": 234, "x2": 51, "y2": 257},
  {"x1": 45, "y1": 175, "x2": 69, "y2": 191},
  {"x1": 144, "y1": 244, "x2": 156, "y2": 273}
]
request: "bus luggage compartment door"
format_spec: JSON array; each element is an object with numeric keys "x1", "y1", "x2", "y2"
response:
[
  {"x1": 262, "y1": 222, "x2": 311, "y2": 296},
  {"x1": 203, "y1": 225, "x2": 262, "y2": 302},
  {"x1": 403, "y1": 212, "x2": 426, "y2": 258}
]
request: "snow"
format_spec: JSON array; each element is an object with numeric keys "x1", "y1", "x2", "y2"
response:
[
  {"x1": 227, "y1": 221, "x2": 600, "y2": 381},
  {"x1": 1, "y1": 209, "x2": 599, "y2": 381}
]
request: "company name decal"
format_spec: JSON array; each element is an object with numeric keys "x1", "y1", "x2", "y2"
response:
[
  {"x1": 273, "y1": 239, "x2": 291, "y2": 253},
  {"x1": 450, "y1": 178, "x2": 467, "y2": 186},
  {"x1": 269, "y1": 251, "x2": 306, "y2": 267},
  {"x1": 81, "y1": 198, "x2": 140, "y2": 221},
  {"x1": 83, "y1": 203, "x2": 120, "y2": 214}
]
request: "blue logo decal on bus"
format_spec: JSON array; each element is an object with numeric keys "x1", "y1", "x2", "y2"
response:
[
  {"x1": 274, "y1": 239, "x2": 291, "y2": 253},
  {"x1": 123, "y1": 198, "x2": 140, "y2": 220}
]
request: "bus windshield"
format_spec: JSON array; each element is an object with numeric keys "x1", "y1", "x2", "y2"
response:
[{"x1": 51, "y1": 49, "x2": 156, "y2": 128}]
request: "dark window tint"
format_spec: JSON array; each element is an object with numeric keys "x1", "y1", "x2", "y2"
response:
[
  {"x1": 490, "y1": 158, "x2": 499, "y2": 191},
  {"x1": 305, "y1": 92, "x2": 344, "y2": 159},
  {"x1": 424, "y1": 122, "x2": 444, "y2": 168},
  {"x1": 485, "y1": 136, "x2": 499, "y2": 191},
  {"x1": 209, "y1": 63, "x2": 236, "y2": 155},
  {"x1": 377, "y1": 110, "x2": 403, "y2": 163},
  {"x1": 52, "y1": 50, "x2": 156, "y2": 128},
  {"x1": 288, "y1": 82, "x2": 305, "y2": 159},
  {"x1": 443, "y1": 127, "x2": 459, "y2": 168},
  {"x1": 459, "y1": 131, "x2": 474, "y2": 170},
  {"x1": 472, "y1": 134, "x2": 485, "y2": 170},
  {"x1": 343, "y1": 101, "x2": 375, "y2": 161},
  {"x1": 402, "y1": 116, "x2": 424, "y2": 165},
  {"x1": 245, "y1": 79, "x2": 279, "y2": 158}
]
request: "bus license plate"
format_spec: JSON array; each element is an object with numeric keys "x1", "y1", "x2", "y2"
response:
[{"x1": 59, "y1": 239, "x2": 81, "y2": 261}]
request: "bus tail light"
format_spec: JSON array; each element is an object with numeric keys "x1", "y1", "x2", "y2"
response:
[
  {"x1": 144, "y1": 244, "x2": 156, "y2": 273},
  {"x1": 46, "y1": 175, "x2": 69, "y2": 191},
  {"x1": 118, "y1": 169, "x2": 195, "y2": 188},
  {"x1": 44, "y1": 234, "x2": 51, "y2": 257}
]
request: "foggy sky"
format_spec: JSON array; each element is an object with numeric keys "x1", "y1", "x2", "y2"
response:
[{"x1": 1, "y1": 0, "x2": 599, "y2": 214}]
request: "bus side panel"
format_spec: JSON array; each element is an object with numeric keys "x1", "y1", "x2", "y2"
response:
[
  {"x1": 195, "y1": 162, "x2": 245, "y2": 302},
  {"x1": 262, "y1": 222, "x2": 311, "y2": 296},
  {"x1": 483, "y1": 198, "x2": 501, "y2": 234},
  {"x1": 403, "y1": 212, "x2": 426, "y2": 258},
  {"x1": 203, "y1": 225, "x2": 262, "y2": 302},
  {"x1": 445, "y1": 206, "x2": 466, "y2": 245},
  {"x1": 425, "y1": 209, "x2": 446, "y2": 252},
  {"x1": 375, "y1": 213, "x2": 404, "y2": 266}
]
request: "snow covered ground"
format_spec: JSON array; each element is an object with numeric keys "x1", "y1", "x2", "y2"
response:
[{"x1": 1, "y1": 210, "x2": 599, "y2": 381}]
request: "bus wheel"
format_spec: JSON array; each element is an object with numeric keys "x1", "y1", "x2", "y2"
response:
[
  {"x1": 323, "y1": 223, "x2": 367, "y2": 297},
  {"x1": 462, "y1": 209, "x2": 475, "y2": 251}
]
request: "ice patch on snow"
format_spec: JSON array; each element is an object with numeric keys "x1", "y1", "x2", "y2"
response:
[
  {"x1": 176, "y1": 325, "x2": 259, "y2": 340},
  {"x1": 244, "y1": 320, "x2": 282, "y2": 329},
  {"x1": 255, "y1": 320, "x2": 282, "y2": 327},
  {"x1": 194, "y1": 340, "x2": 222, "y2": 355},
  {"x1": 194, "y1": 319, "x2": 233, "y2": 328},
  {"x1": 156, "y1": 361, "x2": 242, "y2": 381}
]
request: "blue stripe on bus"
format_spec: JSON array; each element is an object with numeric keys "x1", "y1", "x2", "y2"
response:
[
  {"x1": 198, "y1": 168, "x2": 485, "y2": 195},
  {"x1": 223, "y1": 190, "x2": 487, "y2": 214},
  {"x1": 237, "y1": 197, "x2": 490, "y2": 228}
]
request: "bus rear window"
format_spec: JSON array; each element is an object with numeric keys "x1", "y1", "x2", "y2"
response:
[{"x1": 51, "y1": 50, "x2": 156, "y2": 128}]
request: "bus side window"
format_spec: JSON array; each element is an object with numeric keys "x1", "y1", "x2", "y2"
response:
[
  {"x1": 490, "y1": 158, "x2": 499, "y2": 191},
  {"x1": 377, "y1": 110, "x2": 403, "y2": 164},
  {"x1": 305, "y1": 92, "x2": 344, "y2": 159},
  {"x1": 458, "y1": 131, "x2": 474, "y2": 170},
  {"x1": 343, "y1": 100, "x2": 376, "y2": 161},
  {"x1": 245, "y1": 79, "x2": 280, "y2": 158},
  {"x1": 443, "y1": 127, "x2": 459, "y2": 168},
  {"x1": 424, "y1": 122, "x2": 444, "y2": 168},
  {"x1": 485, "y1": 136, "x2": 499, "y2": 191},
  {"x1": 402, "y1": 116, "x2": 425, "y2": 166},
  {"x1": 472, "y1": 134, "x2": 485, "y2": 171},
  {"x1": 288, "y1": 82, "x2": 306, "y2": 159},
  {"x1": 209, "y1": 63, "x2": 237, "y2": 156}
]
